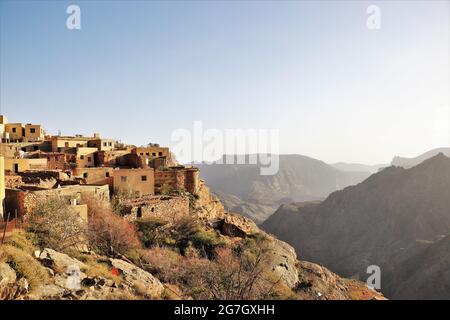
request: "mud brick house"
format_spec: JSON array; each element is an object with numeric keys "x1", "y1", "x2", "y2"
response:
[
  {"x1": 29, "y1": 152, "x2": 68, "y2": 171},
  {"x1": 76, "y1": 147, "x2": 97, "y2": 168},
  {"x1": 132, "y1": 146, "x2": 169, "y2": 159},
  {"x1": 24, "y1": 124, "x2": 45, "y2": 142},
  {"x1": 131, "y1": 146, "x2": 169, "y2": 168},
  {"x1": 113, "y1": 168, "x2": 155, "y2": 197},
  {"x1": 95, "y1": 149, "x2": 130, "y2": 167},
  {"x1": 0, "y1": 115, "x2": 46, "y2": 143},
  {"x1": 87, "y1": 138, "x2": 115, "y2": 151},
  {"x1": 51, "y1": 135, "x2": 92, "y2": 153},
  {"x1": 4, "y1": 123, "x2": 25, "y2": 143},
  {"x1": 73, "y1": 167, "x2": 114, "y2": 187},
  {"x1": 5, "y1": 158, "x2": 48, "y2": 173}
]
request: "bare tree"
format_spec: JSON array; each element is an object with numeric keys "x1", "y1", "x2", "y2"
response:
[{"x1": 27, "y1": 196, "x2": 87, "y2": 251}]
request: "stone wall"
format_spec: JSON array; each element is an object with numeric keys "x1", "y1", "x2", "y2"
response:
[
  {"x1": 5, "y1": 175, "x2": 22, "y2": 189},
  {"x1": 121, "y1": 195, "x2": 189, "y2": 223},
  {"x1": 5, "y1": 185, "x2": 110, "y2": 219},
  {"x1": 154, "y1": 167, "x2": 199, "y2": 194},
  {"x1": 96, "y1": 150, "x2": 130, "y2": 167},
  {"x1": 31, "y1": 152, "x2": 67, "y2": 170}
]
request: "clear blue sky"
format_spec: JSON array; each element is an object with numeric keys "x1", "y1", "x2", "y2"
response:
[{"x1": 1, "y1": 0, "x2": 449, "y2": 164}]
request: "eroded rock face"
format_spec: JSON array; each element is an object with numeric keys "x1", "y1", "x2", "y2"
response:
[
  {"x1": 109, "y1": 258, "x2": 164, "y2": 298},
  {"x1": 193, "y1": 181, "x2": 226, "y2": 221},
  {"x1": 262, "y1": 235, "x2": 299, "y2": 289},
  {"x1": 296, "y1": 261, "x2": 385, "y2": 300}
]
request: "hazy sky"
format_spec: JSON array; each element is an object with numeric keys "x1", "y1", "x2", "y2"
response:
[{"x1": 0, "y1": 0, "x2": 449, "y2": 164}]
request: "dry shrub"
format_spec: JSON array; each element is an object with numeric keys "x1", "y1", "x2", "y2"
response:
[
  {"x1": 139, "y1": 246, "x2": 212, "y2": 295},
  {"x1": 186, "y1": 245, "x2": 282, "y2": 300},
  {"x1": 82, "y1": 195, "x2": 141, "y2": 256}
]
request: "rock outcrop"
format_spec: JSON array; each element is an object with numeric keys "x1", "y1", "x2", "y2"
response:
[
  {"x1": 109, "y1": 258, "x2": 164, "y2": 298},
  {"x1": 219, "y1": 213, "x2": 259, "y2": 238}
]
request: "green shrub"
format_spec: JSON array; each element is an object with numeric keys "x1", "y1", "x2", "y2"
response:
[{"x1": 135, "y1": 217, "x2": 169, "y2": 248}]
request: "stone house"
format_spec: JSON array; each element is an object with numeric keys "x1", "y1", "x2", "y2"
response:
[{"x1": 121, "y1": 195, "x2": 189, "y2": 223}]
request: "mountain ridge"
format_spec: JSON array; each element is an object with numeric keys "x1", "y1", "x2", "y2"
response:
[{"x1": 262, "y1": 153, "x2": 450, "y2": 299}]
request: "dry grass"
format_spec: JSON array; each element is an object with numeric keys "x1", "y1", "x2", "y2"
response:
[
  {"x1": 3, "y1": 230, "x2": 38, "y2": 254},
  {"x1": 0, "y1": 244, "x2": 49, "y2": 293}
]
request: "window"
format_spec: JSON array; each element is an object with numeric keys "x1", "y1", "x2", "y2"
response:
[
  {"x1": 106, "y1": 172, "x2": 110, "y2": 177},
  {"x1": 109, "y1": 142, "x2": 112, "y2": 146},
  {"x1": 146, "y1": 153, "x2": 149, "y2": 156},
  {"x1": 88, "y1": 157, "x2": 92, "y2": 162},
  {"x1": 152, "y1": 153, "x2": 156, "y2": 156},
  {"x1": 121, "y1": 176, "x2": 127, "y2": 182},
  {"x1": 140, "y1": 153, "x2": 144, "y2": 156},
  {"x1": 30, "y1": 128, "x2": 36, "y2": 133},
  {"x1": 141, "y1": 175, "x2": 147, "y2": 181},
  {"x1": 83, "y1": 173, "x2": 88, "y2": 178},
  {"x1": 80, "y1": 155, "x2": 85, "y2": 160},
  {"x1": 158, "y1": 152, "x2": 163, "y2": 156},
  {"x1": 12, "y1": 128, "x2": 16, "y2": 133},
  {"x1": 47, "y1": 157, "x2": 51, "y2": 161},
  {"x1": 65, "y1": 142, "x2": 69, "y2": 147}
]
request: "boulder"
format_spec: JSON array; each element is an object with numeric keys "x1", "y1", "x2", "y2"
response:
[
  {"x1": 37, "y1": 248, "x2": 87, "y2": 275},
  {"x1": 0, "y1": 263, "x2": 17, "y2": 286},
  {"x1": 32, "y1": 284, "x2": 66, "y2": 299},
  {"x1": 109, "y1": 258, "x2": 164, "y2": 298},
  {"x1": 219, "y1": 213, "x2": 259, "y2": 238}
]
